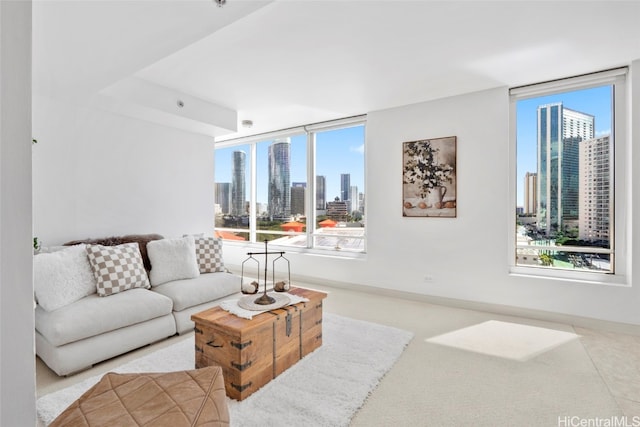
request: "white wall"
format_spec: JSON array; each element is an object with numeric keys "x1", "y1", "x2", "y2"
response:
[
  {"x1": 224, "y1": 79, "x2": 640, "y2": 327},
  {"x1": 32, "y1": 97, "x2": 216, "y2": 245},
  {"x1": 0, "y1": 1, "x2": 36, "y2": 425}
]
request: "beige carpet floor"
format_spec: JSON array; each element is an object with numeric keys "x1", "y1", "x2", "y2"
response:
[{"x1": 37, "y1": 282, "x2": 640, "y2": 426}]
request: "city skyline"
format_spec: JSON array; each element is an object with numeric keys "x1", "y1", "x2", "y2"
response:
[
  {"x1": 516, "y1": 85, "x2": 612, "y2": 208},
  {"x1": 217, "y1": 170, "x2": 355, "y2": 216},
  {"x1": 515, "y1": 85, "x2": 614, "y2": 271},
  {"x1": 214, "y1": 125, "x2": 365, "y2": 209}
]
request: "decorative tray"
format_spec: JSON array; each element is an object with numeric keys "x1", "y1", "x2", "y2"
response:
[{"x1": 237, "y1": 292, "x2": 290, "y2": 311}]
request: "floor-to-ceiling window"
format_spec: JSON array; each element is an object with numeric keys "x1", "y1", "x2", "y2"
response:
[{"x1": 214, "y1": 116, "x2": 366, "y2": 254}]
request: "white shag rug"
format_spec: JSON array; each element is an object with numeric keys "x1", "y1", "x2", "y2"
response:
[{"x1": 37, "y1": 313, "x2": 413, "y2": 427}]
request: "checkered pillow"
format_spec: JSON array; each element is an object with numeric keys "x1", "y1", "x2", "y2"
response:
[
  {"x1": 85, "y1": 243, "x2": 150, "y2": 296},
  {"x1": 195, "y1": 237, "x2": 225, "y2": 273}
]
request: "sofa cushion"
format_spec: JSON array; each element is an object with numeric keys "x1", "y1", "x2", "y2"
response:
[
  {"x1": 65, "y1": 234, "x2": 164, "y2": 273},
  {"x1": 147, "y1": 236, "x2": 200, "y2": 286},
  {"x1": 195, "y1": 237, "x2": 226, "y2": 273},
  {"x1": 86, "y1": 243, "x2": 151, "y2": 296},
  {"x1": 34, "y1": 245, "x2": 97, "y2": 312},
  {"x1": 152, "y1": 272, "x2": 239, "y2": 312},
  {"x1": 35, "y1": 288, "x2": 173, "y2": 347}
]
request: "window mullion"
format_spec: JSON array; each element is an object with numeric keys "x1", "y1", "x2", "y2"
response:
[
  {"x1": 307, "y1": 131, "x2": 316, "y2": 249},
  {"x1": 610, "y1": 74, "x2": 627, "y2": 276},
  {"x1": 249, "y1": 143, "x2": 257, "y2": 243}
]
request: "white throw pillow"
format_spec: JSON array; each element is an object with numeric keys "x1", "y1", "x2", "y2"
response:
[
  {"x1": 34, "y1": 245, "x2": 97, "y2": 311},
  {"x1": 147, "y1": 236, "x2": 200, "y2": 286}
]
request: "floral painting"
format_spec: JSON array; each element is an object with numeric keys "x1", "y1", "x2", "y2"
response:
[{"x1": 402, "y1": 136, "x2": 457, "y2": 217}]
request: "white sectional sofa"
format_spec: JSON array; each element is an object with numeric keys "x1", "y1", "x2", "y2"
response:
[{"x1": 34, "y1": 234, "x2": 241, "y2": 376}]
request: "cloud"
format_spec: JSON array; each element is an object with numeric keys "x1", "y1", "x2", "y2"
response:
[
  {"x1": 350, "y1": 144, "x2": 365, "y2": 154},
  {"x1": 595, "y1": 129, "x2": 611, "y2": 137}
]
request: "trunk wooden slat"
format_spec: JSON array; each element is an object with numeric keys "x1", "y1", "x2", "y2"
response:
[{"x1": 191, "y1": 287, "x2": 327, "y2": 400}]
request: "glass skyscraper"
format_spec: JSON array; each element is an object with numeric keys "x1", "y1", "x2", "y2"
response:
[
  {"x1": 340, "y1": 173, "x2": 350, "y2": 202},
  {"x1": 316, "y1": 175, "x2": 326, "y2": 210},
  {"x1": 537, "y1": 103, "x2": 594, "y2": 236},
  {"x1": 231, "y1": 150, "x2": 246, "y2": 216},
  {"x1": 290, "y1": 182, "x2": 306, "y2": 216},
  {"x1": 215, "y1": 182, "x2": 231, "y2": 215},
  {"x1": 268, "y1": 138, "x2": 291, "y2": 220}
]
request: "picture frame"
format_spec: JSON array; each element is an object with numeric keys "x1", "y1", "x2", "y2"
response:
[{"x1": 402, "y1": 136, "x2": 457, "y2": 218}]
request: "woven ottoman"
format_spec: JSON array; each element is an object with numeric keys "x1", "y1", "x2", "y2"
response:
[{"x1": 50, "y1": 366, "x2": 229, "y2": 426}]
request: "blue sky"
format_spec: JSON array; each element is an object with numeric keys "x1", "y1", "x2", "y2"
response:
[
  {"x1": 516, "y1": 85, "x2": 612, "y2": 207},
  {"x1": 215, "y1": 125, "x2": 365, "y2": 206}
]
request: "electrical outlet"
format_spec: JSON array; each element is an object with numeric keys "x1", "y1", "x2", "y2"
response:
[{"x1": 423, "y1": 275, "x2": 434, "y2": 282}]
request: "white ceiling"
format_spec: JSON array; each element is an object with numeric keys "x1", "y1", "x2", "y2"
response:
[{"x1": 33, "y1": 0, "x2": 640, "y2": 139}]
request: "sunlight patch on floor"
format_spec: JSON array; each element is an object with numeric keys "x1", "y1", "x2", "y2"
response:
[{"x1": 426, "y1": 320, "x2": 579, "y2": 361}]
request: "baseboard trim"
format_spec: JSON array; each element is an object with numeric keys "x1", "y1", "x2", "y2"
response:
[{"x1": 290, "y1": 273, "x2": 640, "y2": 337}]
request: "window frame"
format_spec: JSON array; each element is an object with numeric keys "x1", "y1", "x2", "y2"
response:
[
  {"x1": 508, "y1": 68, "x2": 628, "y2": 285},
  {"x1": 214, "y1": 115, "x2": 367, "y2": 257}
]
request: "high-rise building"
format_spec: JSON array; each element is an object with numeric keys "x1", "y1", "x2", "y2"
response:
[
  {"x1": 579, "y1": 135, "x2": 610, "y2": 242},
  {"x1": 231, "y1": 151, "x2": 246, "y2": 216},
  {"x1": 340, "y1": 173, "x2": 350, "y2": 202},
  {"x1": 523, "y1": 172, "x2": 537, "y2": 215},
  {"x1": 326, "y1": 197, "x2": 348, "y2": 221},
  {"x1": 268, "y1": 138, "x2": 291, "y2": 220},
  {"x1": 537, "y1": 103, "x2": 594, "y2": 235},
  {"x1": 215, "y1": 182, "x2": 231, "y2": 215},
  {"x1": 316, "y1": 175, "x2": 326, "y2": 210},
  {"x1": 349, "y1": 185, "x2": 358, "y2": 212},
  {"x1": 291, "y1": 182, "x2": 306, "y2": 216},
  {"x1": 256, "y1": 202, "x2": 267, "y2": 216}
]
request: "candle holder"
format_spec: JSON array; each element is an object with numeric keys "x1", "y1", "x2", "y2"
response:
[{"x1": 241, "y1": 240, "x2": 291, "y2": 305}]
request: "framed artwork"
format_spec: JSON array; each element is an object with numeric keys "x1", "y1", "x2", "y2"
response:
[{"x1": 402, "y1": 136, "x2": 457, "y2": 218}]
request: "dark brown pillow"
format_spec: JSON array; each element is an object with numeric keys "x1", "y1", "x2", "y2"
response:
[{"x1": 64, "y1": 234, "x2": 163, "y2": 272}]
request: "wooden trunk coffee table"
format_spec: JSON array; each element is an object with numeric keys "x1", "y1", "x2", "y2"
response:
[{"x1": 191, "y1": 287, "x2": 327, "y2": 401}]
